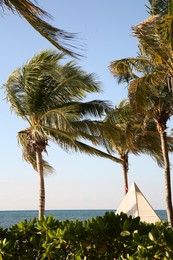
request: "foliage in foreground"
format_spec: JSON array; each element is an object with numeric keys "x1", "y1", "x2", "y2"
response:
[{"x1": 0, "y1": 212, "x2": 172, "y2": 259}]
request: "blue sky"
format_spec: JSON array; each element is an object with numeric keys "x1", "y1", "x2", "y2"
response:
[{"x1": 0, "y1": 0, "x2": 170, "y2": 211}]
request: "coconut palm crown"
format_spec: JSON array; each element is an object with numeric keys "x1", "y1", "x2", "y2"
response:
[{"x1": 128, "y1": 0, "x2": 173, "y2": 92}]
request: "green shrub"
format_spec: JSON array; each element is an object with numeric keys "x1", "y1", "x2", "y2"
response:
[{"x1": 0, "y1": 212, "x2": 172, "y2": 259}]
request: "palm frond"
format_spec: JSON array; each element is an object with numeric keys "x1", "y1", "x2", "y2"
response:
[
  {"x1": 133, "y1": 15, "x2": 173, "y2": 69},
  {"x1": 109, "y1": 57, "x2": 154, "y2": 84},
  {"x1": 105, "y1": 100, "x2": 131, "y2": 125},
  {"x1": 65, "y1": 139, "x2": 123, "y2": 164},
  {"x1": 5, "y1": 69, "x2": 32, "y2": 124},
  {"x1": 2, "y1": 0, "x2": 80, "y2": 57},
  {"x1": 64, "y1": 100, "x2": 112, "y2": 119},
  {"x1": 147, "y1": 0, "x2": 173, "y2": 15},
  {"x1": 5, "y1": 50, "x2": 104, "y2": 116},
  {"x1": 51, "y1": 60, "x2": 101, "y2": 100}
]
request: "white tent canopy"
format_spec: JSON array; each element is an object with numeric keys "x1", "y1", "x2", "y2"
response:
[{"x1": 116, "y1": 182, "x2": 160, "y2": 223}]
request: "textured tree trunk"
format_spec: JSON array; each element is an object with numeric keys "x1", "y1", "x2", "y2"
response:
[
  {"x1": 36, "y1": 148, "x2": 45, "y2": 219},
  {"x1": 157, "y1": 122, "x2": 173, "y2": 226},
  {"x1": 121, "y1": 151, "x2": 129, "y2": 195}
]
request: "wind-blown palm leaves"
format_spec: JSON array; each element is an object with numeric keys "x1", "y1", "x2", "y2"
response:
[
  {"x1": 148, "y1": 0, "x2": 173, "y2": 15},
  {"x1": 128, "y1": 70, "x2": 173, "y2": 225},
  {"x1": 5, "y1": 50, "x2": 122, "y2": 218},
  {"x1": 0, "y1": 0, "x2": 78, "y2": 56},
  {"x1": 111, "y1": 4, "x2": 173, "y2": 222},
  {"x1": 129, "y1": 0, "x2": 173, "y2": 92},
  {"x1": 102, "y1": 99, "x2": 164, "y2": 195},
  {"x1": 110, "y1": 44, "x2": 173, "y2": 225},
  {"x1": 129, "y1": 78, "x2": 173, "y2": 227}
]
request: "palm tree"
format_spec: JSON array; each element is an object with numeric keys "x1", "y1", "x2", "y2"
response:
[
  {"x1": 110, "y1": 48, "x2": 173, "y2": 226},
  {"x1": 102, "y1": 99, "x2": 164, "y2": 195},
  {"x1": 5, "y1": 49, "x2": 122, "y2": 218},
  {"x1": 108, "y1": 0, "x2": 173, "y2": 226},
  {"x1": 131, "y1": 4, "x2": 173, "y2": 225},
  {"x1": 0, "y1": 0, "x2": 78, "y2": 56},
  {"x1": 129, "y1": 77, "x2": 173, "y2": 227}
]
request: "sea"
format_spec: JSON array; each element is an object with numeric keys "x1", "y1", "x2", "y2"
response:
[{"x1": 0, "y1": 210, "x2": 167, "y2": 229}]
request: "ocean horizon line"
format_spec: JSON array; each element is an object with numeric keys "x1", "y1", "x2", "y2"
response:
[
  {"x1": 0, "y1": 208, "x2": 166, "y2": 212},
  {"x1": 0, "y1": 209, "x2": 115, "y2": 212}
]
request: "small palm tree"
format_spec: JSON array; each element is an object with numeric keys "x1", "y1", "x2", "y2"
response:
[
  {"x1": 0, "y1": 0, "x2": 77, "y2": 56},
  {"x1": 5, "y1": 49, "x2": 121, "y2": 218},
  {"x1": 102, "y1": 99, "x2": 164, "y2": 194}
]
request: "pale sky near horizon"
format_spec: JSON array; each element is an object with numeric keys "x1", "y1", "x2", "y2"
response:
[{"x1": 0, "y1": 1, "x2": 171, "y2": 211}]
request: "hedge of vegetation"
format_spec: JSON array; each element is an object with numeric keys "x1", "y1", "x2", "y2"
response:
[{"x1": 0, "y1": 212, "x2": 172, "y2": 259}]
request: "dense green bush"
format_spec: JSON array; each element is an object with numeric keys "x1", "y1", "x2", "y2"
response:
[{"x1": 0, "y1": 212, "x2": 172, "y2": 259}]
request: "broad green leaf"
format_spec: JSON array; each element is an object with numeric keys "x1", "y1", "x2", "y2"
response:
[
  {"x1": 120, "y1": 230, "x2": 131, "y2": 236},
  {"x1": 123, "y1": 219, "x2": 131, "y2": 231},
  {"x1": 149, "y1": 232, "x2": 155, "y2": 242}
]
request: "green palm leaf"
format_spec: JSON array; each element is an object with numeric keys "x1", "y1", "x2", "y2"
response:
[
  {"x1": 1, "y1": 0, "x2": 79, "y2": 56},
  {"x1": 148, "y1": 0, "x2": 173, "y2": 15}
]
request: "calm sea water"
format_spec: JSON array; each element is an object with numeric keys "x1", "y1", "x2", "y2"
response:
[{"x1": 0, "y1": 210, "x2": 167, "y2": 229}]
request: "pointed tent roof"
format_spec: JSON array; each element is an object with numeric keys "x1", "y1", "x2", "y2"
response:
[{"x1": 116, "y1": 182, "x2": 160, "y2": 223}]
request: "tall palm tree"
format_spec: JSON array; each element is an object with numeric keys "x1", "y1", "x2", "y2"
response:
[
  {"x1": 0, "y1": 0, "x2": 78, "y2": 56},
  {"x1": 129, "y1": 76, "x2": 173, "y2": 226},
  {"x1": 102, "y1": 99, "x2": 164, "y2": 195},
  {"x1": 131, "y1": 5, "x2": 173, "y2": 225},
  {"x1": 108, "y1": 0, "x2": 173, "y2": 225},
  {"x1": 5, "y1": 49, "x2": 122, "y2": 218},
  {"x1": 110, "y1": 49, "x2": 173, "y2": 226}
]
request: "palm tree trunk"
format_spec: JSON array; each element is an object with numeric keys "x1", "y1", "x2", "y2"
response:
[
  {"x1": 157, "y1": 122, "x2": 173, "y2": 226},
  {"x1": 121, "y1": 151, "x2": 129, "y2": 195},
  {"x1": 35, "y1": 147, "x2": 45, "y2": 219}
]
